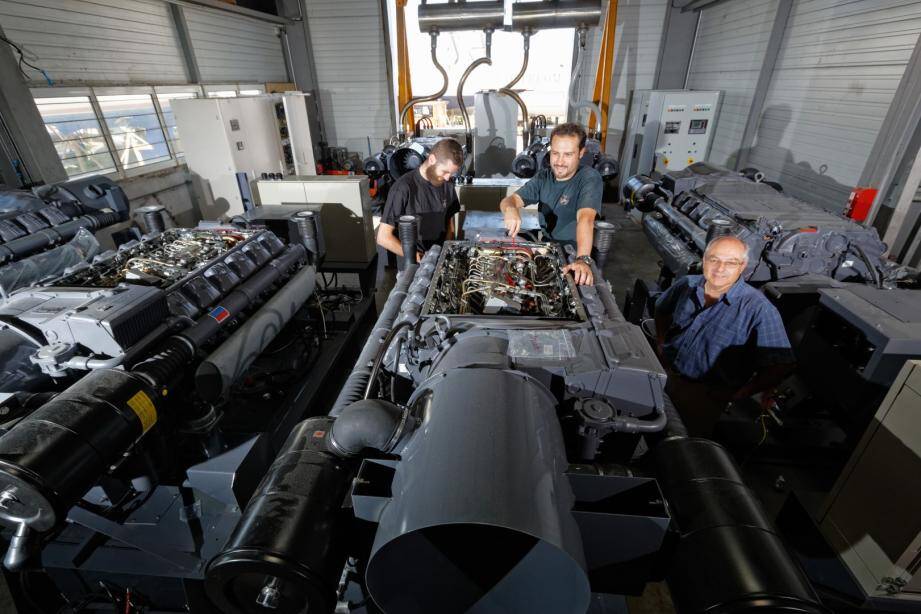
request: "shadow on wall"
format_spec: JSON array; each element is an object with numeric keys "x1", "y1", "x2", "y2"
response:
[{"x1": 728, "y1": 104, "x2": 852, "y2": 214}]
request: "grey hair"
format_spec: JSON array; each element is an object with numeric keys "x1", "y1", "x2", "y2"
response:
[{"x1": 703, "y1": 235, "x2": 749, "y2": 264}]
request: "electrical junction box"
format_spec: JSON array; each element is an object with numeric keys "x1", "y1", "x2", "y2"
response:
[
  {"x1": 173, "y1": 93, "x2": 319, "y2": 219},
  {"x1": 620, "y1": 89, "x2": 722, "y2": 194}
]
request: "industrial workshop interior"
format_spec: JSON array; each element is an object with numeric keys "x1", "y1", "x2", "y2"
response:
[{"x1": 0, "y1": 0, "x2": 920, "y2": 612}]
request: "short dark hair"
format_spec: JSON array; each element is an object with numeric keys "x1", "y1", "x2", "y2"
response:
[
  {"x1": 430, "y1": 138, "x2": 464, "y2": 167},
  {"x1": 550, "y1": 122, "x2": 587, "y2": 149}
]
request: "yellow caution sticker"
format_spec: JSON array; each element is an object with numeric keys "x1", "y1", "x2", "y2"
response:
[{"x1": 127, "y1": 390, "x2": 157, "y2": 433}]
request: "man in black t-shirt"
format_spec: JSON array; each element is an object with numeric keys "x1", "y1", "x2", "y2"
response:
[{"x1": 377, "y1": 138, "x2": 463, "y2": 263}]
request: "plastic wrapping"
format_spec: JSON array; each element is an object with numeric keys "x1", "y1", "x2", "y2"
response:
[
  {"x1": 0, "y1": 190, "x2": 45, "y2": 215},
  {"x1": 0, "y1": 229, "x2": 100, "y2": 298},
  {"x1": 507, "y1": 329, "x2": 576, "y2": 360}
]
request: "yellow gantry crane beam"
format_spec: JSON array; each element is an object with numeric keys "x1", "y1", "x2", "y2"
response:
[
  {"x1": 396, "y1": 0, "x2": 415, "y2": 133},
  {"x1": 589, "y1": 0, "x2": 618, "y2": 149}
]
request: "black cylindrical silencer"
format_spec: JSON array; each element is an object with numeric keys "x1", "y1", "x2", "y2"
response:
[
  {"x1": 592, "y1": 221, "x2": 616, "y2": 269},
  {"x1": 398, "y1": 215, "x2": 418, "y2": 270},
  {"x1": 654, "y1": 438, "x2": 828, "y2": 613},
  {"x1": 206, "y1": 417, "x2": 353, "y2": 614},
  {"x1": 0, "y1": 369, "x2": 159, "y2": 534}
]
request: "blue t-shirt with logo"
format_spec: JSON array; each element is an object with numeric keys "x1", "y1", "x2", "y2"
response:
[{"x1": 514, "y1": 166, "x2": 603, "y2": 244}]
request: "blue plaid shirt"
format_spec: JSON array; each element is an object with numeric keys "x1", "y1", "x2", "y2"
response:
[{"x1": 655, "y1": 275, "x2": 793, "y2": 385}]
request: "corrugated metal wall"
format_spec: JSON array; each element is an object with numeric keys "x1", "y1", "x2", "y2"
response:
[
  {"x1": 184, "y1": 6, "x2": 287, "y2": 83},
  {"x1": 746, "y1": 0, "x2": 921, "y2": 213},
  {"x1": 577, "y1": 0, "x2": 669, "y2": 155},
  {"x1": 685, "y1": 0, "x2": 778, "y2": 167},
  {"x1": 304, "y1": 0, "x2": 394, "y2": 153},
  {"x1": 0, "y1": 0, "x2": 289, "y2": 86},
  {"x1": 0, "y1": 0, "x2": 186, "y2": 84}
]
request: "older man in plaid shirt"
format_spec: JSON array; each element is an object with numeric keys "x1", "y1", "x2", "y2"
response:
[{"x1": 654, "y1": 235, "x2": 794, "y2": 437}]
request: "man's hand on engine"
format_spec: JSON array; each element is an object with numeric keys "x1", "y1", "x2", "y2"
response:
[
  {"x1": 563, "y1": 261, "x2": 593, "y2": 286},
  {"x1": 503, "y1": 211, "x2": 522, "y2": 239}
]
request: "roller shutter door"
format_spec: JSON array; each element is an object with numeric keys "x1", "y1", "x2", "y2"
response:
[
  {"x1": 685, "y1": 0, "x2": 778, "y2": 168},
  {"x1": 0, "y1": 0, "x2": 186, "y2": 85},
  {"x1": 747, "y1": 0, "x2": 921, "y2": 213},
  {"x1": 184, "y1": 6, "x2": 288, "y2": 83},
  {"x1": 304, "y1": 0, "x2": 394, "y2": 152}
]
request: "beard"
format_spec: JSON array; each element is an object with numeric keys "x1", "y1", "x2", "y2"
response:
[{"x1": 424, "y1": 165, "x2": 445, "y2": 187}]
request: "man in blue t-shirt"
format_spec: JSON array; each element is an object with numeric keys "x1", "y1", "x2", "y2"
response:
[{"x1": 499, "y1": 123, "x2": 603, "y2": 285}]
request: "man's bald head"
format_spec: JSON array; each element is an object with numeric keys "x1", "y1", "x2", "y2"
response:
[
  {"x1": 703, "y1": 235, "x2": 749, "y2": 264},
  {"x1": 702, "y1": 235, "x2": 749, "y2": 293}
]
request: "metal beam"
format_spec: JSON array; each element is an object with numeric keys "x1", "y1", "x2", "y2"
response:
[
  {"x1": 860, "y1": 31, "x2": 921, "y2": 238},
  {"x1": 734, "y1": 0, "x2": 792, "y2": 171},
  {"x1": 165, "y1": 0, "x2": 290, "y2": 25},
  {"x1": 168, "y1": 4, "x2": 201, "y2": 84}
]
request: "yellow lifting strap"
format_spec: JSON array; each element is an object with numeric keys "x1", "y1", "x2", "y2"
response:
[
  {"x1": 589, "y1": 0, "x2": 618, "y2": 149},
  {"x1": 396, "y1": 0, "x2": 415, "y2": 132}
]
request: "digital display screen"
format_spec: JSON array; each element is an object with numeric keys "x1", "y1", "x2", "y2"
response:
[
  {"x1": 688, "y1": 119, "x2": 709, "y2": 134},
  {"x1": 664, "y1": 121, "x2": 681, "y2": 134}
]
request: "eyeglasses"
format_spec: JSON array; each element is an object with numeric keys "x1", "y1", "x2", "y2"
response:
[{"x1": 704, "y1": 256, "x2": 745, "y2": 268}]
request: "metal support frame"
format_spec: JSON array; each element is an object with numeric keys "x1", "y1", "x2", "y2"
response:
[
  {"x1": 589, "y1": 0, "x2": 618, "y2": 149},
  {"x1": 275, "y1": 0, "x2": 327, "y2": 144},
  {"x1": 87, "y1": 89, "x2": 124, "y2": 176},
  {"x1": 168, "y1": 4, "x2": 202, "y2": 84},
  {"x1": 652, "y1": 0, "x2": 700, "y2": 91},
  {"x1": 734, "y1": 0, "x2": 792, "y2": 171},
  {"x1": 860, "y1": 31, "x2": 921, "y2": 247}
]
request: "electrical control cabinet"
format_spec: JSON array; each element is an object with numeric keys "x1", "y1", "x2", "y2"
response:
[
  {"x1": 620, "y1": 90, "x2": 722, "y2": 194},
  {"x1": 173, "y1": 93, "x2": 319, "y2": 220}
]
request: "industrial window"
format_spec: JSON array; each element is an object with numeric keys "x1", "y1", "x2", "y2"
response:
[
  {"x1": 33, "y1": 95, "x2": 117, "y2": 179},
  {"x1": 156, "y1": 92, "x2": 199, "y2": 157},
  {"x1": 31, "y1": 85, "x2": 244, "y2": 178},
  {"x1": 96, "y1": 94, "x2": 171, "y2": 170}
]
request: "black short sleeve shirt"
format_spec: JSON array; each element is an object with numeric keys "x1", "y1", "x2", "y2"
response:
[{"x1": 381, "y1": 170, "x2": 460, "y2": 250}]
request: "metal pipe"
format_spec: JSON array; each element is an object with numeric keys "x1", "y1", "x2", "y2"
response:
[
  {"x1": 498, "y1": 87, "x2": 530, "y2": 148},
  {"x1": 512, "y1": 0, "x2": 602, "y2": 30},
  {"x1": 457, "y1": 30, "x2": 494, "y2": 145},
  {"x1": 398, "y1": 32, "x2": 448, "y2": 136},
  {"x1": 504, "y1": 30, "x2": 531, "y2": 90},
  {"x1": 654, "y1": 200, "x2": 707, "y2": 251},
  {"x1": 418, "y1": 1, "x2": 504, "y2": 32},
  {"x1": 195, "y1": 264, "x2": 317, "y2": 403}
]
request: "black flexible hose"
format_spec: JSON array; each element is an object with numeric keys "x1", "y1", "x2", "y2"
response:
[
  {"x1": 852, "y1": 243, "x2": 883, "y2": 288},
  {"x1": 363, "y1": 321, "x2": 414, "y2": 400}
]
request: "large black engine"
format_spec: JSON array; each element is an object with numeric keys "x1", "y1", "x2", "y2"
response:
[{"x1": 623, "y1": 163, "x2": 896, "y2": 286}]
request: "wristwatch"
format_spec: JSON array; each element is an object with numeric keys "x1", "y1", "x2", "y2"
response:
[{"x1": 575, "y1": 255, "x2": 595, "y2": 266}]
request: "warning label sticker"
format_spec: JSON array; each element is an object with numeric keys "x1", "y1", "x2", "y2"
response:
[{"x1": 127, "y1": 390, "x2": 157, "y2": 433}]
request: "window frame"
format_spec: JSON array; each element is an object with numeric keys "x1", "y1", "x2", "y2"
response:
[{"x1": 31, "y1": 84, "x2": 266, "y2": 180}]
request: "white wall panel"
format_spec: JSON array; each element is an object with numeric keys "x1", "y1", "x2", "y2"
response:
[
  {"x1": 686, "y1": 0, "x2": 778, "y2": 167},
  {"x1": 184, "y1": 6, "x2": 287, "y2": 83},
  {"x1": 748, "y1": 0, "x2": 921, "y2": 213},
  {"x1": 0, "y1": 0, "x2": 186, "y2": 84},
  {"x1": 305, "y1": 0, "x2": 394, "y2": 152}
]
